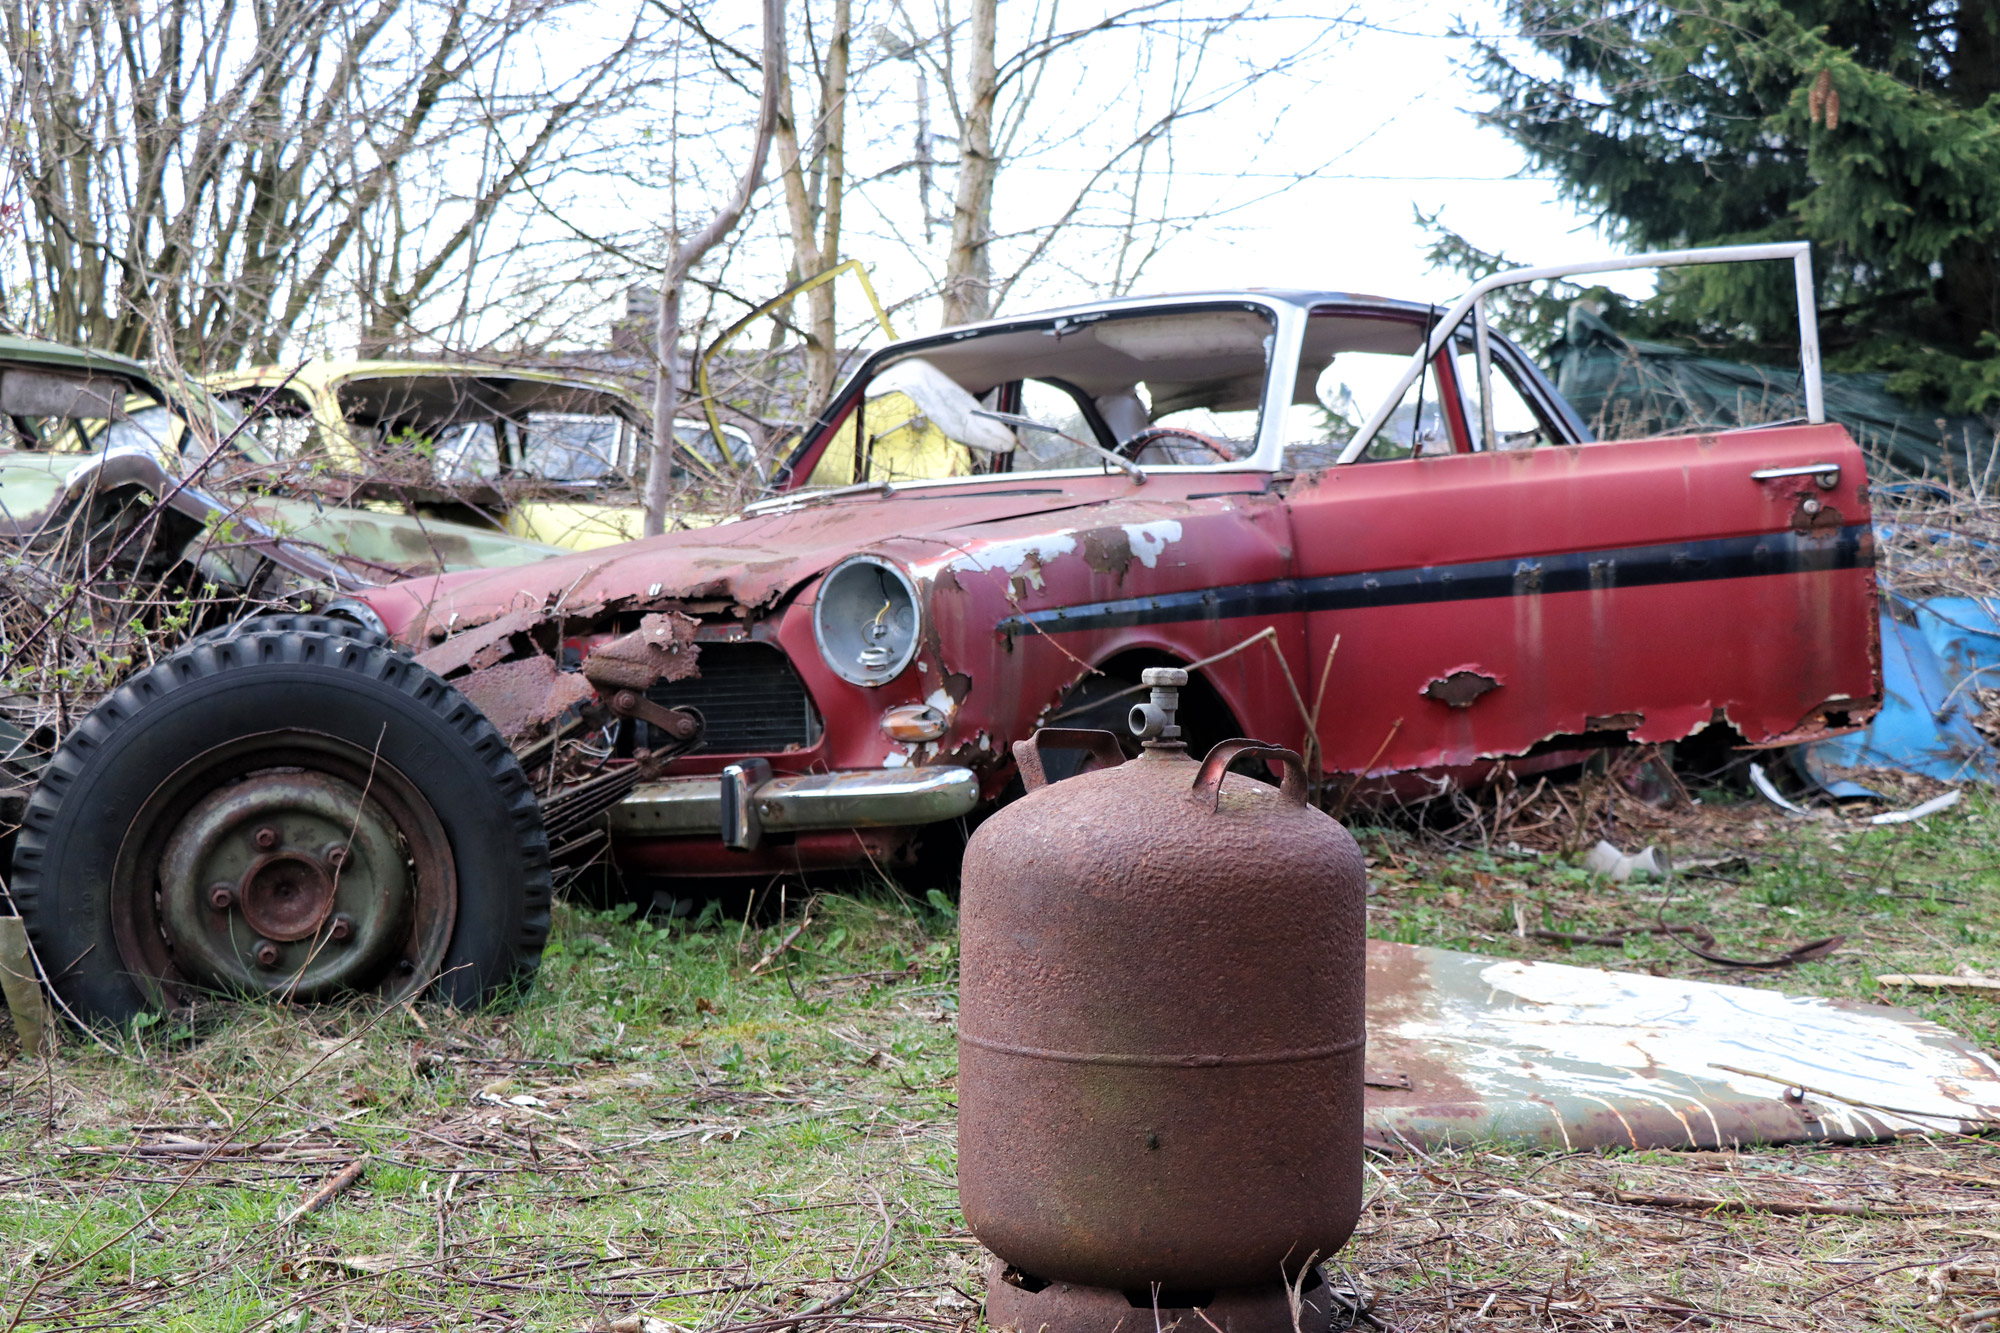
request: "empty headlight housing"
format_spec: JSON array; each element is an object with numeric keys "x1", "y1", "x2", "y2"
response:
[{"x1": 815, "y1": 556, "x2": 922, "y2": 686}]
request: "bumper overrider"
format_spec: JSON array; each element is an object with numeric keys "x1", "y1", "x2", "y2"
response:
[{"x1": 610, "y1": 764, "x2": 980, "y2": 850}]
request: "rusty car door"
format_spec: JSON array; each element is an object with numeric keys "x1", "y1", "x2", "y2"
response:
[{"x1": 1286, "y1": 421, "x2": 1878, "y2": 776}]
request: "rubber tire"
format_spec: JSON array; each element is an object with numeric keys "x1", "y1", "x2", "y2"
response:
[
  {"x1": 11, "y1": 629, "x2": 550, "y2": 1025},
  {"x1": 186, "y1": 612, "x2": 399, "y2": 654}
]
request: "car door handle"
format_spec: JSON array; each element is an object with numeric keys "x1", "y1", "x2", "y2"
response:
[{"x1": 1751, "y1": 462, "x2": 1840, "y2": 489}]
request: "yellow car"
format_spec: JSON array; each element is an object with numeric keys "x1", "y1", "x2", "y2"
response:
[{"x1": 206, "y1": 361, "x2": 761, "y2": 550}]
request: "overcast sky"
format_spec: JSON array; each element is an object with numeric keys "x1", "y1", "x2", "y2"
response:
[
  {"x1": 1129, "y1": 0, "x2": 1626, "y2": 300},
  {"x1": 412, "y1": 0, "x2": 1658, "y2": 351},
  {"x1": 737, "y1": 0, "x2": 1658, "y2": 350}
]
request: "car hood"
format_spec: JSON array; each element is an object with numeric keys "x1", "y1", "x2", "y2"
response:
[{"x1": 356, "y1": 481, "x2": 1113, "y2": 641}]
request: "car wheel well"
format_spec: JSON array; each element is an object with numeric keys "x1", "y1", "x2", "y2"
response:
[{"x1": 1050, "y1": 648, "x2": 1247, "y2": 761}]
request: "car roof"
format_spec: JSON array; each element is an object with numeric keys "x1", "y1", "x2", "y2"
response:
[
  {"x1": 997, "y1": 288, "x2": 1443, "y2": 328},
  {"x1": 209, "y1": 358, "x2": 642, "y2": 403},
  {"x1": 0, "y1": 335, "x2": 165, "y2": 396}
]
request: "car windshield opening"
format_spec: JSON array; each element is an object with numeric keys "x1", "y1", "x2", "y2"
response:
[
  {"x1": 801, "y1": 304, "x2": 1275, "y2": 486},
  {"x1": 332, "y1": 375, "x2": 638, "y2": 479}
]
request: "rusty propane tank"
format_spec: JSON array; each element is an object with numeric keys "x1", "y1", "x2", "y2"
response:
[{"x1": 958, "y1": 667, "x2": 1367, "y2": 1302}]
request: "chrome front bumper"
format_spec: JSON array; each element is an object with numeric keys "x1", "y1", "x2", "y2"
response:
[{"x1": 608, "y1": 765, "x2": 980, "y2": 850}]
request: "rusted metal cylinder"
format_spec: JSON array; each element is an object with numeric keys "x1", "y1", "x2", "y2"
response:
[{"x1": 958, "y1": 673, "x2": 1367, "y2": 1292}]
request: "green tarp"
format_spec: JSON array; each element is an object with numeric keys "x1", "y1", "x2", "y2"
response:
[{"x1": 1548, "y1": 303, "x2": 1997, "y2": 481}]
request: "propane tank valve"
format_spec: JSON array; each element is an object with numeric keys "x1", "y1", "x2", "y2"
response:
[{"x1": 1130, "y1": 667, "x2": 1188, "y2": 745}]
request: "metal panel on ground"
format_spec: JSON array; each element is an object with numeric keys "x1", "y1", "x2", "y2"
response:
[{"x1": 1364, "y1": 940, "x2": 2000, "y2": 1152}]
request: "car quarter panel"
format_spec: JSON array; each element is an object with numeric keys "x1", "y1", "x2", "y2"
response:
[{"x1": 1282, "y1": 425, "x2": 1878, "y2": 773}]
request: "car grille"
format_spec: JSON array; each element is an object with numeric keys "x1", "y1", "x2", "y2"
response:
[{"x1": 647, "y1": 641, "x2": 823, "y2": 754}]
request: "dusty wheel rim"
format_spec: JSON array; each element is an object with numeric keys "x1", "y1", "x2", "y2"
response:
[{"x1": 111, "y1": 732, "x2": 457, "y2": 1006}]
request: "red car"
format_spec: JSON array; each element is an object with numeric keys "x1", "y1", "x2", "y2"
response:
[{"x1": 17, "y1": 244, "x2": 1878, "y2": 1021}]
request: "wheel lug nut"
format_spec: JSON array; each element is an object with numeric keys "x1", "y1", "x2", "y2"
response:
[
  {"x1": 325, "y1": 846, "x2": 347, "y2": 869},
  {"x1": 327, "y1": 914, "x2": 355, "y2": 943},
  {"x1": 253, "y1": 939, "x2": 281, "y2": 969},
  {"x1": 253, "y1": 826, "x2": 280, "y2": 851},
  {"x1": 208, "y1": 883, "x2": 236, "y2": 911}
]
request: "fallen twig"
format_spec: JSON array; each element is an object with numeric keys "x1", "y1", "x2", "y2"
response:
[
  {"x1": 1531, "y1": 922, "x2": 1717, "y2": 949},
  {"x1": 1656, "y1": 902, "x2": 1843, "y2": 968},
  {"x1": 1594, "y1": 1186, "x2": 1942, "y2": 1218},
  {"x1": 1877, "y1": 973, "x2": 2000, "y2": 993},
  {"x1": 281, "y1": 1156, "x2": 368, "y2": 1225},
  {"x1": 750, "y1": 904, "x2": 815, "y2": 976}
]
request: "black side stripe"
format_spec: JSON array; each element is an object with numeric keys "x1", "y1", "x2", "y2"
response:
[{"x1": 997, "y1": 524, "x2": 1872, "y2": 635}]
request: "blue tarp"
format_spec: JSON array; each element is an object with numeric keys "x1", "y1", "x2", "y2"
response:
[{"x1": 1802, "y1": 593, "x2": 2000, "y2": 789}]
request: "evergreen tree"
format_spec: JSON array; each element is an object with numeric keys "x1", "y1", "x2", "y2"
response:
[{"x1": 1470, "y1": 0, "x2": 2000, "y2": 414}]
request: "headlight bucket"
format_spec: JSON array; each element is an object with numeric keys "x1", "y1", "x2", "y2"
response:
[{"x1": 815, "y1": 556, "x2": 922, "y2": 686}]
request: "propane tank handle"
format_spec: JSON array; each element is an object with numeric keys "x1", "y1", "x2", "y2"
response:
[
  {"x1": 1191, "y1": 739, "x2": 1309, "y2": 811},
  {"x1": 1014, "y1": 728, "x2": 1128, "y2": 791}
]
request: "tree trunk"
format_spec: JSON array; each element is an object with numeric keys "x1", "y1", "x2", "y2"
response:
[
  {"x1": 643, "y1": 0, "x2": 784, "y2": 537},
  {"x1": 940, "y1": 0, "x2": 997, "y2": 326},
  {"x1": 772, "y1": 0, "x2": 849, "y2": 420}
]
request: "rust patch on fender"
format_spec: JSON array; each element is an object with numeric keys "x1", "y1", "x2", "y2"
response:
[
  {"x1": 1423, "y1": 669, "x2": 1502, "y2": 709},
  {"x1": 1585, "y1": 711, "x2": 1644, "y2": 732},
  {"x1": 1792, "y1": 498, "x2": 1843, "y2": 534},
  {"x1": 1079, "y1": 527, "x2": 1133, "y2": 579}
]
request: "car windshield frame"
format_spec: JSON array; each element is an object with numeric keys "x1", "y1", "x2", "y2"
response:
[{"x1": 776, "y1": 294, "x2": 1304, "y2": 491}]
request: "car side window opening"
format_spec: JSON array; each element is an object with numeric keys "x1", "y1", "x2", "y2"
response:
[
  {"x1": 0, "y1": 370, "x2": 134, "y2": 452},
  {"x1": 1283, "y1": 310, "x2": 1474, "y2": 470},
  {"x1": 669, "y1": 421, "x2": 758, "y2": 476},
  {"x1": 1453, "y1": 349, "x2": 1562, "y2": 451},
  {"x1": 799, "y1": 305, "x2": 1274, "y2": 486},
  {"x1": 3, "y1": 409, "x2": 98, "y2": 453},
  {"x1": 1011, "y1": 379, "x2": 1102, "y2": 469},
  {"x1": 221, "y1": 387, "x2": 321, "y2": 461},
  {"x1": 518, "y1": 413, "x2": 624, "y2": 483}
]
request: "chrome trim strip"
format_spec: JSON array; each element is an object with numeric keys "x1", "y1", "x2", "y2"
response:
[{"x1": 608, "y1": 766, "x2": 980, "y2": 838}]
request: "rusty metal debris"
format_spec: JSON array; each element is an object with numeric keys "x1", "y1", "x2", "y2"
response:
[
  {"x1": 582, "y1": 612, "x2": 705, "y2": 743},
  {"x1": 414, "y1": 608, "x2": 554, "y2": 677},
  {"x1": 454, "y1": 656, "x2": 595, "y2": 742},
  {"x1": 959, "y1": 670, "x2": 1367, "y2": 1317},
  {"x1": 579, "y1": 612, "x2": 701, "y2": 691}
]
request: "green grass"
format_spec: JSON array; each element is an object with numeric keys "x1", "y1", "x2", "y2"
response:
[
  {"x1": 4, "y1": 783, "x2": 2000, "y2": 1330},
  {"x1": 0, "y1": 890, "x2": 976, "y2": 1332}
]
